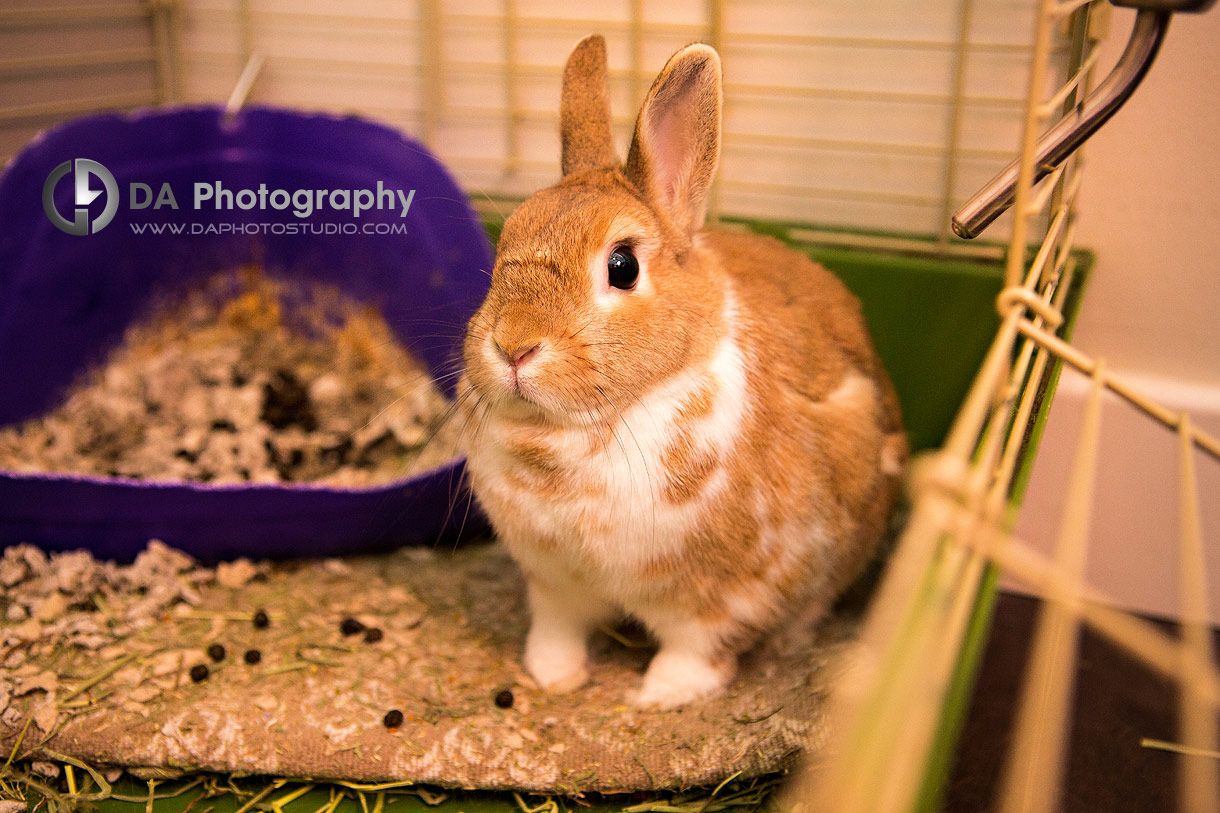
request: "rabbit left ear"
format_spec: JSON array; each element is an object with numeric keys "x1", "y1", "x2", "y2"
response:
[
  {"x1": 561, "y1": 35, "x2": 617, "y2": 176},
  {"x1": 626, "y1": 43, "x2": 722, "y2": 239}
]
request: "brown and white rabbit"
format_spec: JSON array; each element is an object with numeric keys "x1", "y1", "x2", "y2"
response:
[{"x1": 457, "y1": 35, "x2": 907, "y2": 709}]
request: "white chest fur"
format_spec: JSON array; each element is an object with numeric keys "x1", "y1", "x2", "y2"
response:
[{"x1": 466, "y1": 297, "x2": 749, "y2": 598}]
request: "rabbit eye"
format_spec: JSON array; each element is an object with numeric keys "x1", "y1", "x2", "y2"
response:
[{"x1": 607, "y1": 246, "x2": 639, "y2": 290}]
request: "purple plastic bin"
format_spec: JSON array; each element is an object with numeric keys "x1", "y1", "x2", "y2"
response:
[{"x1": 0, "y1": 105, "x2": 493, "y2": 561}]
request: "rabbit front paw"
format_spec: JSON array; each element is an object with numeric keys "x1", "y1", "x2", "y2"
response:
[
  {"x1": 524, "y1": 626, "x2": 590, "y2": 693},
  {"x1": 633, "y1": 649, "x2": 733, "y2": 709}
]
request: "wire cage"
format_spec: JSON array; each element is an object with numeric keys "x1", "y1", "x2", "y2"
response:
[
  {"x1": 1, "y1": 0, "x2": 1217, "y2": 811},
  {"x1": 3, "y1": 0, "x2": 1072, "y2": 245}
]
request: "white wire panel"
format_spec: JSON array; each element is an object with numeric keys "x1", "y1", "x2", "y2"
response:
[
  {"x1": 171, "y1": 0, "x2": 1071, "y2": 240},
  {"x1": 0, "y1": 0, "x2": 161, "y2": 167},
  {"x1": 179, "y1": 1, "x2": 429, "y2": 129}
]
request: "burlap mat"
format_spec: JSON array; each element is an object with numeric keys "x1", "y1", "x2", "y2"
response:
[{"x1": 0, "y1": 542, "x2": 855, "y2": 793}]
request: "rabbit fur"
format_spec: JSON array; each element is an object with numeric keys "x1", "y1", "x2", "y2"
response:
[{"x1": 457, "y1": 35, "x2": 907, "y2": 709}]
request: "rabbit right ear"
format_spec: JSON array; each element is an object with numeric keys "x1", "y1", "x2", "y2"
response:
[
  {"x1": 560, "y1": 35, "x2": 616, "y2": 176},
  {"x1": 625, "y1": 44, "x2": 722, "y2": 242}
]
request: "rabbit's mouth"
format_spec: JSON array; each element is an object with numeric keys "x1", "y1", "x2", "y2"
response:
[
  {"x1": 470, "y1": 329, "x2": 635, "y2": 427},
  {"x1": 509, "y1": 371, "x2": 538, "y2": 404},
  {"x1": 493, "y1": 340, "x2": 542, "y2": 403},
  {"x1": 481, "y1": 371, "x2": 615, "y2": 429},
  {"x1": 478, "y1": 350, "x2": 554, "y2": 417}
]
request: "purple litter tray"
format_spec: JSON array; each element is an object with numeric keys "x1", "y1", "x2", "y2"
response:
[{"x1": 0, "y1": 105, "x2": 493, "y2": 561}]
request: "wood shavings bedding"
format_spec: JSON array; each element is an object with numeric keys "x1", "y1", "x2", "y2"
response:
[{"x1": 0, "y1": 268, "x2": 460, "y2": 487}]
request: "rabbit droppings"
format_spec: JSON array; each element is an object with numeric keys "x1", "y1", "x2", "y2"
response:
[{"x1": 458, "y1": 36, "x2": 907, "y2": 709}]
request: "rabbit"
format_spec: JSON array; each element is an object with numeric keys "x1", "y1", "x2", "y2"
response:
[{"x1": 456, "y1": 34, "x2": 907, "y2": 709}]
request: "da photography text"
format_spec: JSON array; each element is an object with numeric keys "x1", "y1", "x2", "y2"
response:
[{"x1": 42, "y1": 157, "x2": 417, "y2": 236}]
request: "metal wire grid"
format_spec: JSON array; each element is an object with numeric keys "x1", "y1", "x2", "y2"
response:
[
  {"x1": 795, "y1": 2, "x2": 1220, "y2": 810},
  {"x1": 0, "y1": 1, "x2": 1076, "y2": 247},
  {"x1": 0, "y1": 1, "x2": 178, "y2": 162}
]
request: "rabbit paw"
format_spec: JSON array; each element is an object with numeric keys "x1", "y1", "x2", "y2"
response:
[
  {"x1": 633, "y1": 650, "x2": 731, "y2": 709},
  {"x1": 524, "y1": 632, "x2": 590, "y2": 693}
]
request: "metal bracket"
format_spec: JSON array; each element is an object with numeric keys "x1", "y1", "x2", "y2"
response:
[
  {"x1": 952, "y1": 7, "x2": 1172, "y2": 239},
  {"x1": 1112, "y1": 0, "x2": 1214, "y2": 11}
]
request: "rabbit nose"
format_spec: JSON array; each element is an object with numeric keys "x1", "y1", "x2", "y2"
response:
[
  {"x1": 497, "y1": 340, "x2": 540, "y2": 369},
  {"x1": 492, "y1": 306, "x2": 544, "y2": 368},
  {"x1": 511, "y1": 344, "x2": 540, "y2": 367}
]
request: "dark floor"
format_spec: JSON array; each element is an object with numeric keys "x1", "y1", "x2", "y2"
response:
[{"x1": 943, "y1": 591, "x2": 1219, "y2": 812}]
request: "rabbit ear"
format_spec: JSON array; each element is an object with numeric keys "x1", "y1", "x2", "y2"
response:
[
  {"x1": 561, "y1": 35, "x2": 616, "y2": 176},
  {"x1": 626, "y1": 43, "x2": 721, "y2": 239}
]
